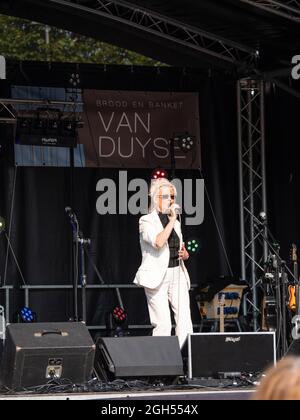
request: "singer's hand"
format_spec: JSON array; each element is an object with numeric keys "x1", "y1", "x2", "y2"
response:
[
  {"x1": 178, "y1": 243, "x2": 189, "y2": 261},
  {"x1": 168, "y1": 204, "x2": 180, "y2": 222}
]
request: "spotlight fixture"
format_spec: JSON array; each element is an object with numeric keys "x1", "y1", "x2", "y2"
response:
[
  {"x1": 112, "y1": 306, "x2": 127, "y2": 325},
  {"x1": 16, "y1": 108, "x2": 77, "y2": 148},
  {"x1": 151, "y1": 168, "x2": 168, "y2": 180},
  {"x1": 258, "y1": 211, "x2": 267, "y2": 222},
  {"x1": 34, "y1": 114, "x2": 46, "y2": 134},
  {"x1": 17, "y1": 118, "x2": 31, "y2": 134},
  {"x1": 174, "y1": 132, "x2": 196, "y2": 153},
  {"x1": 14, "y1": 307, "x2": 37, "y2": 323},
  {"x1": 69, "y1": 73, "x2": 80, "y2": 87},
  {"x1": 106, "y1": 306, "x2": 128, "y2": 337},
  {"x1": 48, "y1": 119, "x2": 60, "y2": 133},
  {"x1": 186, "y1": 239, "x2": 200, "y2": 255}
]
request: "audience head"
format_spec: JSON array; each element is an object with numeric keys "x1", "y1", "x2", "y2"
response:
[{"x1": 253, "y1": 356, "x2": 300, "y2": 400}]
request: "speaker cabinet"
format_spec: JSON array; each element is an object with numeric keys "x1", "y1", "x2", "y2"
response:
[
  {"x1": 95, "y1": 336, "x2": 183, "y2": 381},
  {"x1": 187, "y1": 332, "x2": 276, "y2": 379},
  {"x1": 0, "y1": 322, "x2": 95, "y2": 389}
]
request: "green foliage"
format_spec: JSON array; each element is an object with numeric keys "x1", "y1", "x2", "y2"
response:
[{"x1": 0, "y1": 14, "x2": 166, "y2": 66}]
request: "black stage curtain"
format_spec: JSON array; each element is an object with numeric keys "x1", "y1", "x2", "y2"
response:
[
  {"x1": 0, "y1": 62, "x2": 240, "y2": 331},
  {"x1": 266, "y1": 86, "x2": 300, "y2": 270}
]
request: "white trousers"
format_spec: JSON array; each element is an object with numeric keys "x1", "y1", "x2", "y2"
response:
[{"x1": 144, "y1": 266, "x2": 193, "y2": 348}]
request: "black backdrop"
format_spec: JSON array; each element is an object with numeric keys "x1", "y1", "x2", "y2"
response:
[
  {"x1": 266, "y1": 86, "x2": 300, "y2": 268},
  {"x1": 1, "y1": 61, "x2": 297, "y2": 333}
]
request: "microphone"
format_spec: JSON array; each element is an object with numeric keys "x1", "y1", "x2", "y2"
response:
[
  {"x1": 169, "y1": 203, "x2": 181, "y2": 214},
  {"x1": 65, "y1": 206, "x2": 78, "y2": 222}
]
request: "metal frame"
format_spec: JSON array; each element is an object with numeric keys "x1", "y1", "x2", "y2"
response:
[
  {"x1": 47, "y1": 0, "x2": 257, "y2": 68},
  {"x1": 0, "y1": 98, "x2": 83, "y2": 123},
  {"x1": 238, "y1": 0, "x2": 300, "y2": 22},
  {"x1": 20, "y1": 283, "x2": 200, "y2": 330},
  {"x1": 237, "y1": 79, "x2": 268, "y2": 331},
  {"x1": 0, "y1": 102, "x2": 17, "y2": 123},
  {"x1": 0, "y1": 286, "x2": 14, "y2": 324}
]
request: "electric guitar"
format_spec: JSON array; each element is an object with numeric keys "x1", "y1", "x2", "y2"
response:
[
  {"x1": 219, "y1": 293, "x2": 225, "y2": 333},
  {"x1": 288, "y1": 243, "x2": 299, "y2": 313},
  {"x1": 287, "y1": 243, "x2": 300, "y2": 339}
]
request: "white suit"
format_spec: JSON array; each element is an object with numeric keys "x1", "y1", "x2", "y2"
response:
[{"x1": 134, "y1": 210, "x2": 193, "y2": 347}]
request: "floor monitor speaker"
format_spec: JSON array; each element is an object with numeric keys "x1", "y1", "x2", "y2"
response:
[
  {"x1": 95, "y1": 336, "x2": 183, "y2": 381},
  {"x1": 0, "y1": 322, "x2": 95, "y2": 389}
]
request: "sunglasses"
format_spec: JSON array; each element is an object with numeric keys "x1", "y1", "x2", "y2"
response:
[{"x1": 159, "y1": 195, "x2": 175, "y2": 200}]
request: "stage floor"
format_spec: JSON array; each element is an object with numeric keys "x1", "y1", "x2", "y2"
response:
[{"x1": 0, "y1": 383, "x2": 256, "y2": 400}]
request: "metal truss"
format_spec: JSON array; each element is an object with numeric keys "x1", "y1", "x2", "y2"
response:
[
  {"x1": 0, "y1": 97, "x2": 83, "y2": 123},
  {"x1": 48, "y1": 0, "x2": 258, "y2": 68},
  {"x1": 0, "y1": 101, "x2": 16, "y2": 123},
  {"x1": 239, "y1": 0, "x2": 300, "y2": 22},
  {"x1": 237, "y1": 79, "x2": 268, "y2": 331}
]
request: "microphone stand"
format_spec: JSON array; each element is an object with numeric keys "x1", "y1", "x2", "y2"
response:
[
  {"x1": 254, "y1": 222, "x2": 290, "y2": 358},
  {"x1": 66, "y1": 209, "x2": 110, "y2": 326},
  {"x1": 67, "y1": 213, "x2": 91, "y2": 323},
  {"x1": 77, "y1": 232, "x2": 91, "y2": 323},
  {"x1": 69, "y1": 217, "x2": 79, "y2": 322}
]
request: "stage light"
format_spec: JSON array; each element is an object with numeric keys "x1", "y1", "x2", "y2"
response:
[
  {"x1": 69, "y1": 73, "x2": 80, "y2": 87},
  {"x1": 151, "y1": 168, "x2": 168, "y2": 180},
  {"x1": 34, "y1": 117, "x2": 45, "y2": 133},
  {"x1": 174, "y1": 133, "x2": 196, "y2": 153},
  {"x1": 16, "y1": 109, "x2": 77, "y2": 148},
  {"x1": 17, "y1": 118, "x2": 31, "y2": 134},
  {"x1": 187, "y1": 239, "x2": 200, "y2": 254},
  {"x1": 21, "y1": 307, "x2": 35, "y2": 322},
  {"x1": 106, "y1": 306, "x2": 128, "y2": 337},
  {"x1": 61, "y1": 120, "x2": 76, "y2": 136},
  {"x1": 14, "y1": 307, "x2": 37, "y2": 323},
  {"x1": 112, "y1": 306, "x2": 127, "y2": 324},
  {"x1": 49, "y1": 120, "x2": 59, "y2": 130},
  {"x1": 258, "y1": 211, "x2": 267, "y2": 222},
  {"x1": 0, "y1": 216, "x2": 5, "y2": 234}
]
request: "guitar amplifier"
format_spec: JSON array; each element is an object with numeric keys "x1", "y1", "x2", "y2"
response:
[
  {"x1": 187, "y1": 332, "x2": 276, "y2": 379},
  {"x1": 197, "y1": 284, "x2": 247, "y2": 320}
]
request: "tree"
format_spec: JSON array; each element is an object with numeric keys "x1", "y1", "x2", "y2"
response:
[{"x1": 0, "y1": 14, "x2": 165, "y2": 66}]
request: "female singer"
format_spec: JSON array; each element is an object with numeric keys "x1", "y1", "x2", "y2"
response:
[{"x1": 134, "y1": 178, "x2": 193, "y2": 347}]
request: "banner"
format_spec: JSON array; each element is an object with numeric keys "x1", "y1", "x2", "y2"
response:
[{"x1": 79, "y1": 90, "x2": 201, "y2": 169}]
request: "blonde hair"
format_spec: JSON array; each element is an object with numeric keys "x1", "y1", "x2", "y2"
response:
[
  {"x1": 252, "y1": 357, "x2": 300, "y2": 400},
  {"x1": 149, "y1": 178, "x2": 177, "y2": 212}
]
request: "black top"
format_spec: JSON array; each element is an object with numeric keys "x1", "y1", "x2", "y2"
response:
[{"x1": 158, "y1": 212, "x2": 180, "y2": 268}]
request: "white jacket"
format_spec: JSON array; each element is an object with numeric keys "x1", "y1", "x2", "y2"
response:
[{"x1": 133, "y1": 210, "x2": 191, "y2": 290}]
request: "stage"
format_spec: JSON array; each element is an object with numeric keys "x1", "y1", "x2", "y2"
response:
[
  {"x1": 0, "y1": 378, "x2": 256, "y2": 400},
  {"x1": 0, "y1": 388, "x2": 255, "y2": 401}
]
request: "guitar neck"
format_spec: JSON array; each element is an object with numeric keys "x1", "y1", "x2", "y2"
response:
[{"x1": 219, "y1": 305, "x2": 225, "y2": 333}]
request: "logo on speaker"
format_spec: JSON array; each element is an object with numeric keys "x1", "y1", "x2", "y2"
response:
[{"x1": 225, "y1": 337, "x2": 241, "y2": 343}]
